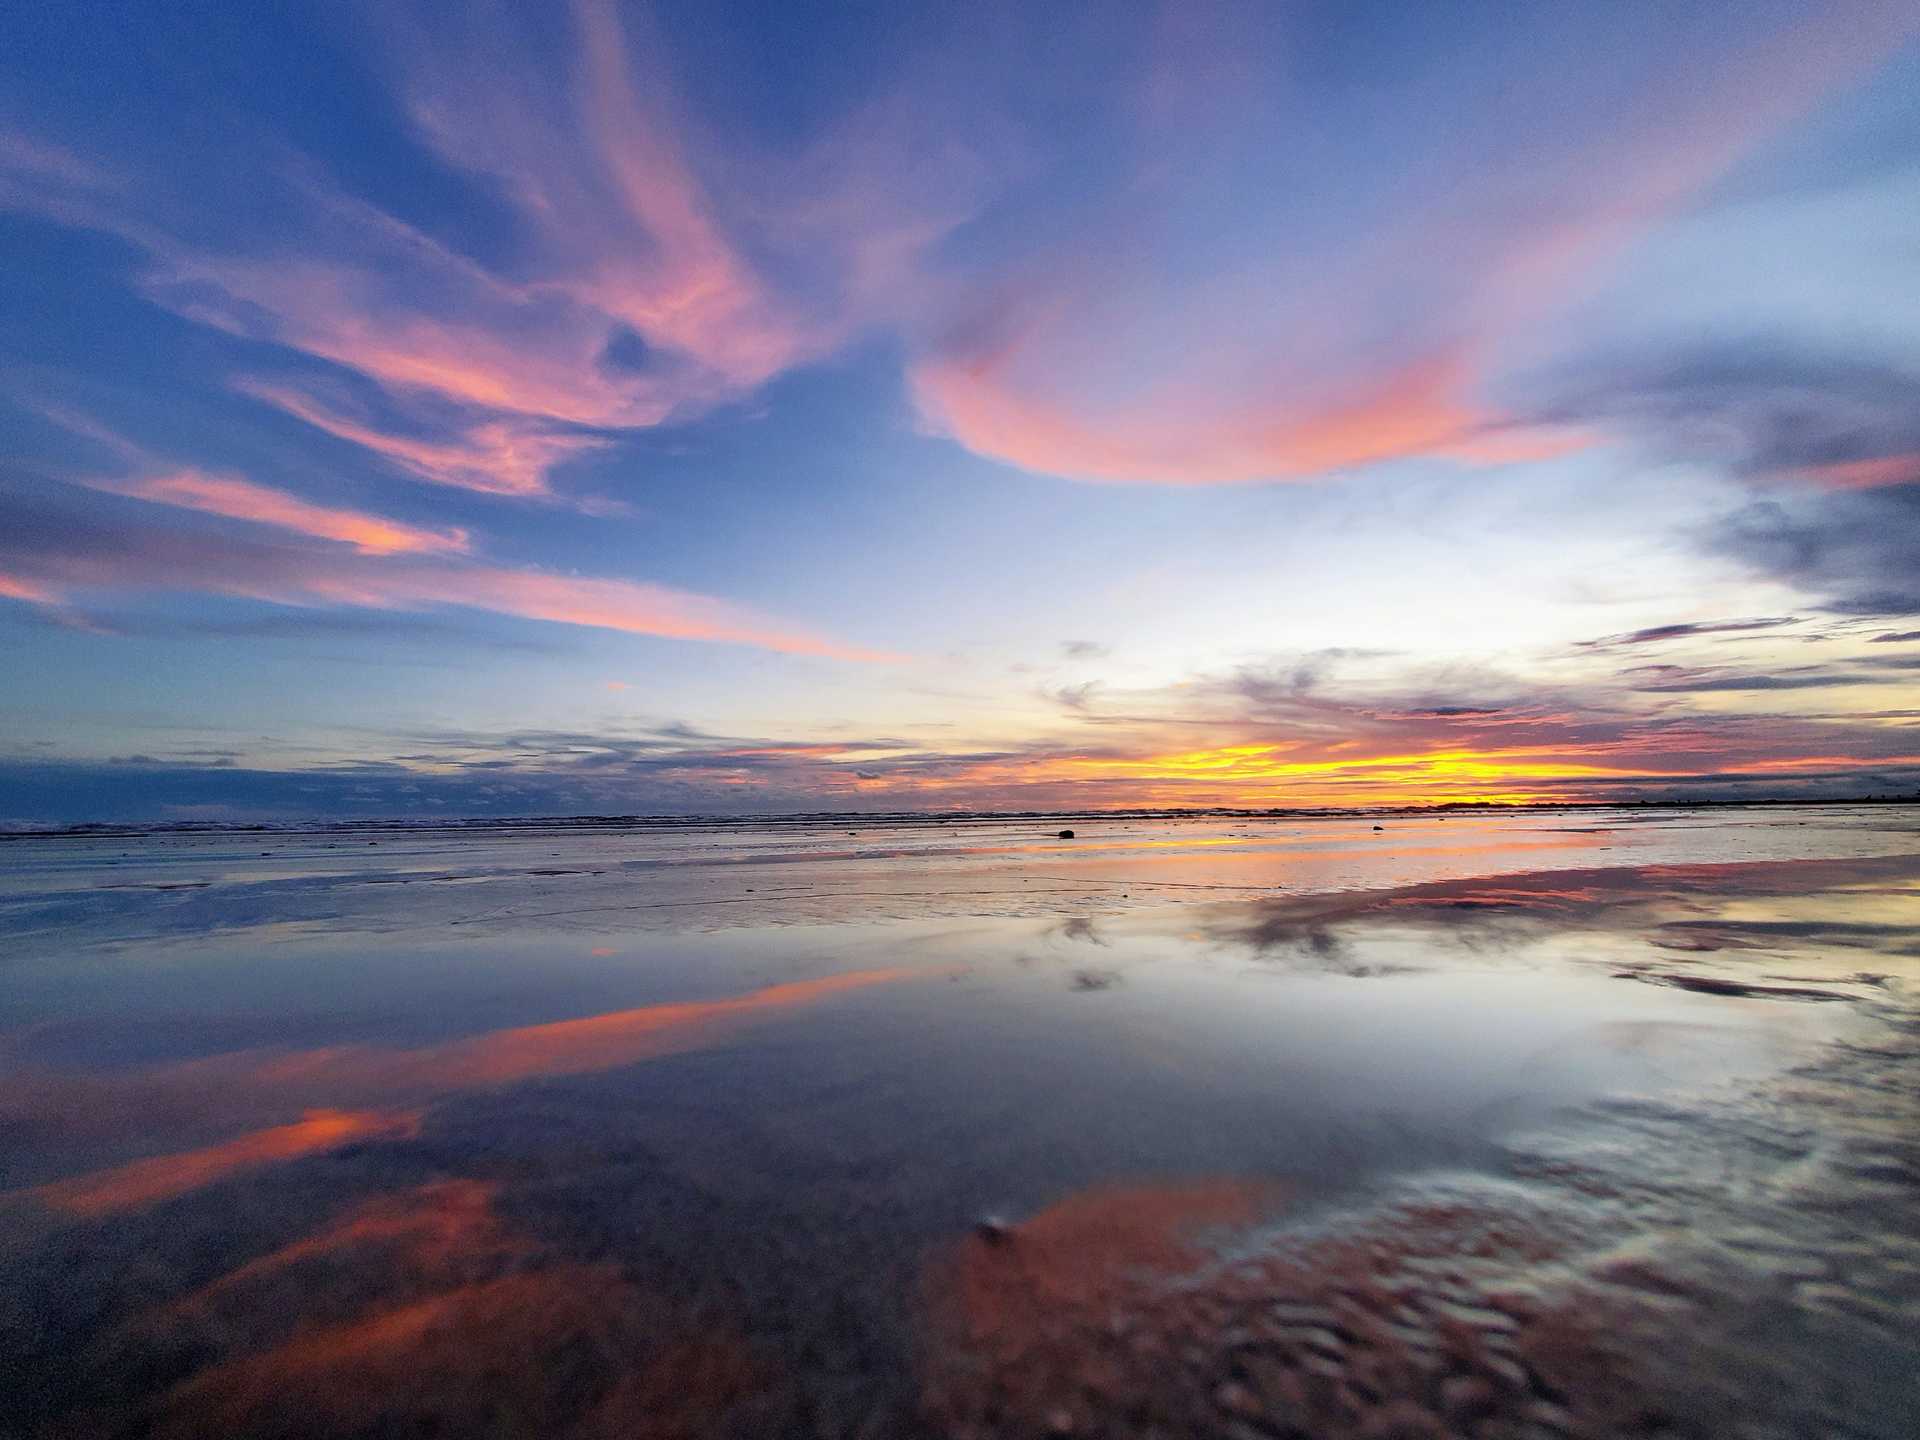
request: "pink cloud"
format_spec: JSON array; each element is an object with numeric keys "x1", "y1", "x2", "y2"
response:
[
  {"x1": 906, "y1": 5, "x2": 1918, "y2": 485},
  {"x1": 0, "y1": 130, "x2": 108, "y2": 193},
  {"x1": 109, "y1": 1, "x2": 836, "y2": 503},
  {"x1": 152, "y1": 254, "x2": 660, "y2": 428},
  {"x1": 4, "y1": 501, "x2": 894, "y2": 659},
  {"x1": 90, "y1": 469, "x2": 471, "y2": 555},
  {"x1": 11, "y1": 4, "x2": 1913, "y2": 502},
  {"x1": 348, "y1": 565, "x2": 896, "y2": 660},
  {"x1": 560, "y1": 0, "x2": 818, "y2": 386},
  {"x1": 0, "y1": 571, "x2": 58, "y2": 604},
  {"x1": 1798, "y1": 453, "x2": 1920, "y2": 490},
  {"x1": 112, "y1": 0, "x2": 827, "y2": 513},
  {"x1": 233, "y1": 381, "x2": 603, "y2": 499},
  {"x1": 10, "y1": 402, "x2": 886, "y2": 657},
  {"x1": 914, "y1": 345, "x2": 1580, "y2": 485},
  {"x1": 391, "y1": 0, "x2": 831, "y2": 387}
]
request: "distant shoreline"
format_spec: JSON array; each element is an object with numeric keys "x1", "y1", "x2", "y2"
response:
[{"x1": 4, "y1": 794, "x2": 1916, "y2": 841}]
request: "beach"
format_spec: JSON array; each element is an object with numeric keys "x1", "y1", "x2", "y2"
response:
[{"x1": 3, "y1": 806, "x2": 1917, "y2": 1437}]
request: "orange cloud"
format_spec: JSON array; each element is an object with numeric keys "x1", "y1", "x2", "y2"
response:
[
  {"x1": 912, "y1": 745, "x2": 1602, "y2": 808},
  {"x1": 1075, "y1": 741, "x2": 1832, "y2": 807},
  {"x1": 818, "y1": 711, "x2": 1920, "y2": 810},
  {"x1": 32, "y1": 1109, "x2": 420, "y2": 1217},
  {"x1": 90, "y1": 469, "x2": 470, "y2": 555}
]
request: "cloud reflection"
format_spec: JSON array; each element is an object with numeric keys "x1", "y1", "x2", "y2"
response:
[
  {"x1": 33, "y1": 1109, "x2": 421, "y2": 1217},
  {"x1": 14, "y1": 967, "x2": 919, "y2": 1217}
]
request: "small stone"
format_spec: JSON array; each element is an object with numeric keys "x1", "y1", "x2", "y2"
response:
[
  {"x1": 1057, "y1": 829, "x2": 1076, "y2": 839},
  {"x1": 1383, "y1": 1320, "x2": 1441, "y2": 1355},
  {"x1": 1794, "y1": 1281, "x2": 1903, "y2": 1328},
  {"x1": 1440, "y1": 1374, "x2": 1497, "y2": 1419},
  {"x1": 1299, "y1": 1352, "x2": 1347, "y2": 1382},
  {"x1": 1483, "y1": 1355, "x2": 1530, "y2": 1391},
  {"x1": 1215, "y1": 1381, "x2": 1263, "y2": 1418},
  {"x1": 1275, "y1": 1325, "x2": 1347, "y2": 1358},
  {"x1": 1524, "y1": 1399, "x2": 1574, "y2": 1433},
  {"x1": 1429, "y1": 1300, "x2": 1518, "y2": 1333}
]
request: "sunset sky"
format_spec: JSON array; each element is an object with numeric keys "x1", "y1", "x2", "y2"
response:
[{"x1": 3, "y1": 0, "x2": 1919, "y2": 822}]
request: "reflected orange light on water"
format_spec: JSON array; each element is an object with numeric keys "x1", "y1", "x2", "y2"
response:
[
  {"x1": 19, "y1": 968, "x2": 920, "y2": 1216},
  {"x1": 418, "y1": 966, "x2": 918, "y2": 1086},
  {"x1": 34, "y1": 1109, "x2": 421, "y2": 1216}
]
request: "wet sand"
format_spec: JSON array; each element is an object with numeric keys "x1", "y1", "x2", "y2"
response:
[{"x1": 1, "y1": 807, "x2": 1917, "y2": 1437}]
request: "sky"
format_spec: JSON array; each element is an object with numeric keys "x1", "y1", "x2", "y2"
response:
[{"x1": 2, "y1": 0, "x2": 1919, "y2": 823}]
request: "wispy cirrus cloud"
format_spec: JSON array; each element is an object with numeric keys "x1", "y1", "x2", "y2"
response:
[
  {"x1": 0, "y1": 50, "x2": 778, "y2": 508},
  {"x1": 1800, "y1": 453, "x2": 1920, "y2": 490},
  {"x1": 4, "y1": 2, "x2": 1912, "y2": 500},
  {"x1": 912, "y1": 344, "x2": 1579, "y2": 486},
  {"x1": 904, "y1": 3, "x2": 1918, "y2": 484},
  {"x1": 6, "y1": 402, "x2": 884, "y2": 655},
  {"x1": 379, "y1": 0, "x2": 825, "y2": 386},
  {"x1": 1575, "y1": 617, "x2": 1801, "y2": 650},
  {"x1": 25, "y1": 398, "x2": 469, "y2": 554},
  {"x1": 230, "y1": 380, "x2": 604, "y2": 500},
  {"x1": 86, "y1": 469, "x2": 470, "y2": 556},
  {"x1": 0, "y1": 483, "x2": 893, "y2": 660},
  {"x1": 93, "y1": 0, "x2": 856, "y2": 505},
  {"x1": 0, "y1": 571, "x2": 58, "y2": 604},
  {"x1": 1633, "y1": 669, "x2": 1880, "y2": 692}
]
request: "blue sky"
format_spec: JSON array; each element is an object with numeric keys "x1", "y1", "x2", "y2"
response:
[{"x1": 2, "y1": 0, "x2": 1919, "y2": 821}]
